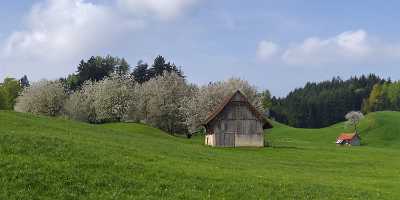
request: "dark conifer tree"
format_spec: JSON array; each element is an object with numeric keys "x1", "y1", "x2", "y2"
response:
[
  {"x1": 76, "y1": 55, "x2": 130, "y2": 87},
  {"x1": 19, "y1": 75, "x2": 30, "y2": 88},
  {"x1": 132, "y1": 60, "x2": 149, "y2": 84},
  {"x1": 270, "y1": 74, "x2": 386, "y2": 128},
  {"x1": 151, "y1": 55, "x2": 167, "y2": 77},
  {"x1": 115, "y1": 58, "x2": 130, "y2": 75}
]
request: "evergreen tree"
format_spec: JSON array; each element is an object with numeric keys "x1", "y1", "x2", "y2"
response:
[
  {"x1": 132, "y1": 55, "x2": 185, "y2": 84},
  {"x1": 20, "y1": 75, "x2": 30, "y2": 88},
  {"x1": 270, "y1": 74, "x2": 385, "y2": 128},
  {"x1": 132, "y1": 60, "x2": 149, "y2": 84},
  {"x1": 115, "y1": 58, "x2": 130, "y2": 75},
  {"x1": 75, "y1": 55, "x2": 131, "y2": 87},
  {"x1": 151, "y1": 55, "x2": 167, "y2": 77}
]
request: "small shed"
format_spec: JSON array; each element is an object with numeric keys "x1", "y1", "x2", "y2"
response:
[
  {"x1": 336, "y1": 133, "x2": 361, "y2": 146},
  {"x1": 203, "y1": 90, "x2": 273, "y2": 147}
]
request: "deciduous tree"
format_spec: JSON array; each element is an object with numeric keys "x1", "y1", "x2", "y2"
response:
[
  {"x1": 15, "y1": 80, "x2": 67, "y2": 116},
  {"x1": 345, "y1": 111, "x2": 364, "y2": 133}
]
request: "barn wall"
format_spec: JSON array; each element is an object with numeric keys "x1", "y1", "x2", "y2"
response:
[
  {"x1": 235, "y1": 133, "x2": 264, "y2": 147},
  {"x1": 205, "y1": 92, "x2": 267, "y2": 147},
  {"x1": 351, "y1": 137, "x2": 361, "y2": 146},
  {"x1": 235, "y1": 119, "x2": 264, "y2": 147},
  {"x1": 212, "y1": 121, "x2": 235, "y2": 147}
]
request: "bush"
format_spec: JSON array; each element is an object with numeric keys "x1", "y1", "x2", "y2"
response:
[
  {"x1": 64, "y1": 74, "x2": 136, "y2": 123},
  {"x1": 0, "y1": 77, "x2": 22, "y2": 110},
  {"x1": 14, "y1": 73, "x2": 263, "y2": 136},
  {"x1": 93, "y1": 74, "x2": 136, "y2": 123},
  {"x1": 15, "y1": 80, "x2": 67, "y2": 116},
  {"x1": 64, "y1": 81, "x2": 97, "y2": 122},
  {"x1": 0, "y1": 88, "x2": 7, "y2": 110},
  {"x1": 137, "y1": 72, "x2": 194, "y2": 134}
]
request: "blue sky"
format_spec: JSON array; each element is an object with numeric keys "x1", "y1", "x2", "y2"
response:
[{"x1": 1, "y1": 0, "x2": 400, "y2": 96}]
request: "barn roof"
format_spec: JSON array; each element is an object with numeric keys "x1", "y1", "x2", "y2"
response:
[
  {"x1": 203, "y1": 90, "x2": 273, "y2": 129},
  {"x1": 337, "y1": 133, "x2": 359, "y2": 140}
]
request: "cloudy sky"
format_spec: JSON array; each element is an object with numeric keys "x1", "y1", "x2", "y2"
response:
[{"x1": 1, "y1": 0, "x2": 400, "y2": 96}]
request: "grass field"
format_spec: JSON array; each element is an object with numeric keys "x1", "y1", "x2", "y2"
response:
[{"x1": 1, "y1": 111, "x2": 400, "y2": 199}]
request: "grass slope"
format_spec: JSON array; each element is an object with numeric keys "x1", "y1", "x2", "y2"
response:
[{"x1": 1, "y1": 111, "x2": 400, "y2": 199}]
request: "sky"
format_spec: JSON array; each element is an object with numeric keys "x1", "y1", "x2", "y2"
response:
[{"x1": 1, "y1": 0, "x2": 400, "y2": 96}]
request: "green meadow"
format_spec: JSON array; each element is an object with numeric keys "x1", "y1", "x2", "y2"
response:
[{"x1": 0, "y1": 111, "x2": 399, "y2": 199}]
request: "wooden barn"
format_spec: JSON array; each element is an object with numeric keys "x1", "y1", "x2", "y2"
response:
[
  {"x1": 336, "y1": 133, "x2": 361, "y2": 146},
  {"x1": 203, "y1": 90, "x2": 273, "y2": 147}
]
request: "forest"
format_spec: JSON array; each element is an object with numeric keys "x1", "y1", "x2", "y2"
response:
[
  {"x1": 2, "y1": 55, "x2": 400, "y2": 129},
  {"x1": 268, "y1": 75, "x2": 400, "y2": 128},
  {"x1": 269, "y1": 75, "x2": 386, "y2": 128}
]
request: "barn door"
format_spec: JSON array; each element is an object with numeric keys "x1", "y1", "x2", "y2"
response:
[{"x1": 224, "y1": 132, "x2": 235, "y2": 147}]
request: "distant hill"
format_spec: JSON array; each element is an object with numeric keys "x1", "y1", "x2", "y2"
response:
[
  {"x1": 0, "y1": 111, "x2": 399, "y2": 199},
  {"x1": 269, "y1": 111, "x2": 400, "y2": 148}
]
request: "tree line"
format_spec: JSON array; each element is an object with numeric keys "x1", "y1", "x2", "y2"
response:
[
  {"x1": 4, "y1": 54, "x2": 400, "y2": 130},
  {"x1": 269, "y1": 74, "x2": 386, "y2": 128},
  {"x1": 61, "y1": 55, "x2": 184, "y2": 91},
  {"x1": 1, "y1": 55, "x2": 183, "y2": 111},
  {"x1": 362, "y1": 81, "x2": 400, "y2": 113},
  {"x1": 10, "y1": 54, "x2": 263, "y2": 135}
]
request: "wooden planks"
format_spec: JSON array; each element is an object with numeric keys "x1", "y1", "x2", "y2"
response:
[{"x1": 207, "y1": 92, "x2": 265, "y2": 147}]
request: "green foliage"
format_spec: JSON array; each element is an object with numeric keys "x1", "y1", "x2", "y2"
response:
[
  {"x1": 132, "y1": 60, "x2": 149, "y2": 84},
  {"x1": 0, "y1": 77, "x2": 22, "y2": 110},
  {"x1": 63, "y1": 55, "x2": 131, "y2": 90},
  {"x1": 270, "y1": 74, "x2": 385, "y2": 128},
  {"x1": 63, "y1": 55, "x2": 185, "y2": 90},
  {"x1": 151, "y1": 55, "x2": 168, "y2": 77},
  {"x1": 132, "y1": 55, "x2": 184, "y2": 84},
  {"x1": 1, "y1": 111, "x2": 400, "y2": 199},
  {"x1": 61, "y1": 74, "x2": 79, "y2": 91},
  {"x1": 116, "y1": 58, "x2": 130, "y2": 75},
  {"x1": 259, "y1": 89, "x2": 272, "y2": 110},
  {"x1": 363, "y1": 84, "x2": 384, "y2": 112},
  {"x1": 0, "y1": 88, "x2": 7, "y2": 110},
  {"x1": 363, "y1": 81, "x2": 400, "y2": 113},
  {"x1": 387, "y1": 82, "x2": 400, "y2": 110}
]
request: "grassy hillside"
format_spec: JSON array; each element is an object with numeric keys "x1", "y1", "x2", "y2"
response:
[
  {"x1": 270, "y1": 111, "x2": 400, "y2": 148},
  {"x1": 1, "y1": 111, "x2": 400, "y2": 199}
]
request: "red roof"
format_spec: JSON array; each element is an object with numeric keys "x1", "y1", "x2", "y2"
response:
[{"x1": 337, "y1": 133, "x2": 358, "y2": 140}]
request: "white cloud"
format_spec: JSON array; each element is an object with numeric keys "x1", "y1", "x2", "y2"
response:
[
  {"x1": 0, "y1": 0, "x2": 199, "y2": 80},
  {"x1": 258, "y1": 29, "x2": 400, "y2": 66},
  {"x1": 1, "y1": 0, "x2": 138, "y2": 79},
  {"x1": 117, "y1": 0, "x2": 198, "y2": 20},
  {"x1": 3, "y1": 0, "x2": 131, "y2": 59},
  {"x1": 336, "y1": 30, "x2": 370, "y2": 55},
  {"x1": 256, "y1": 40, "x2": 279, "y2": 61},
  {"x1": 282, "y1": 30, "x2": 372, "y2": 65}
]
